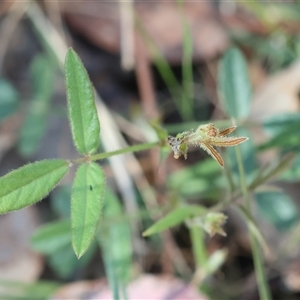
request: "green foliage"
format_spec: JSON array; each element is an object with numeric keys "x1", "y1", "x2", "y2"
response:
[
  {"x1": 0, "y1": 77, "x2": 19, "y2": 120},
  {"x1": 71, "y1": 162, "x2": 105, "y2": 258},
  {"x1": 260, "y1": 113, "x2": 300, "y2": 151},
  {"x1": 168, "y1": 159, "x2": 224, "y2": 199},
  {"x1": 18, "y1": 55, "x2": 54, "y2": 157},
  {"x1": 0, "y1": 159, "x2": 68, "y2": 214},
  {"x1": 31, "y1": 220, "x2": 71, "y2": 254},
  {"x1": 143, "y1": 205, "x2": 206, "y2": 236},
  {"x1": 98, "y1": 189, "x2": 133, "y2": 297},
  {"x1": 263, "y1": 113, "x2": 300, "y2": 136},
  {"x1": 48, "y1": 241, "x2": 96, "y2": 279},
  {"x1": 51, "y1": 185, "x2": 72, "y2": 218},
  {"x1": 0, "y1": 280, "x2": 60, "y2": 300},
  {"x1": 218, "y1": 48, "x2": 251, "y2": 119},
  {"x1": 280, "y1": 153, "x2": 300, "y2": 182},
  {"x1": 235, "y1": 2, "x2": 300, "y2": 72},
  {"x1": 1, "y1": 41, "x2": 300, "y2": 300},
  {"x1": 249, "y1": 153, "x2": 295, "y2": 188},
  {"x1": 255, "y1": 191, "x2": 298, "y2": 231},
  {"x1": 31, "y1": 219, "x2": 96, "y2": 278},
  {"x1": 0, "y1": 48, "x2": 107, "y2": 259},
  {"x1": 65, "y1": 48, "x2": 100, "y2": 155},
  {"x1": 234, "y1": 32, "x2": 300, "y2": 72}
]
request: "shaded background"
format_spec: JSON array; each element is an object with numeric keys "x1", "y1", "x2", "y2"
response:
[{"x1": 1, "y1": 0, "x2": 300, "y2": 299}]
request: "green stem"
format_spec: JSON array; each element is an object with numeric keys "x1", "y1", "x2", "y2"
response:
[
  {"x1": 190, "y1": 225, "x2": 207, "y2": 269},
  {"x1": 222, "y1": 149, "x2": 235, "y2": 194},
  {"x1": 72, "y1": 141, "x2": 159, "y2": 164},
  {"x1": 235, "y1": 146, "x2": 272, "y2": 300}
]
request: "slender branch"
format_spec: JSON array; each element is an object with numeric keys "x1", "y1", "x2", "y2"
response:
[
  {"x1": 190, "y1": 225, "x2": 207, "y2": 269},
  {"x1": 72, "y1": 141, "x2": 160, "y2": 164},
  {"x1": 235, "y1": 146, "x2": 272, "y2": 300}
]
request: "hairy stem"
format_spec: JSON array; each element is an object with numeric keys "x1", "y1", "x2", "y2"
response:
[{"x1": 72, "y1": 141, "x2": 159, "y2": 164}]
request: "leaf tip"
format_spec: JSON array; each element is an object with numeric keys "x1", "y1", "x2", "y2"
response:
[
  {"x1": 142, "y1": 230, "x2": 150, "y2": 237},
  {"x1": 73, "y1": 243, "x2": 86, "y2": 259},
  {"x1": 75, "y1": 252, "x2": 83, "y2": 259}
]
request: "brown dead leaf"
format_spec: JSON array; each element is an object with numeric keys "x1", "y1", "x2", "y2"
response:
[{"x1": 250, "y1": 60, "x2": 300, "y2": 122}]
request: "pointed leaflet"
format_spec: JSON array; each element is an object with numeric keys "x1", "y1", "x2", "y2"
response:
[
  {"x1": 32, "y1": 219, "x2": 97, "y2": 278},
  {"x1": 65, "y1": 48, "x2": 100, "y2": 155},
  {"x1": 143, "y1": 205, "x2": 206, "y2": 236},
  {"x1": 0, "y1": 159, "x2": 69, "y2": 214},
  {"x1": 72, "y1": 162, "x2": 105, "y2": 258},
  {"x1": 32, "y1": 220, "x2": 96, "y2": 278},
  {"x1": 218, "y1": 48, "x2": 251, "y2": 118},
  {"x1": 49, "y1": 241, "x2": 97, "y2": 279}
]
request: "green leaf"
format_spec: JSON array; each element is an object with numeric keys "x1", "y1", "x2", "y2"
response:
[
  {"x1": 32, "y1": 219, "x2": 96, "y2": 279},
  {"x1": 30, "y1": 55, "x2": 54, "y2": 97},
  {"x1": 255, "y1": 191, "x2": 298, "y2": 231},
  {"x1": 143, "y1": 205, "x2": 207, "y2": 236},
  {"x1": 102, "y1": 251, "x2": 120, "y2": 300},
  {"x1": 0, "y1": 77, "x2": 19, "y2": 120},
  {"x1": 31, "y1": 220, "x2": 71, "y2": 254},
  {"x1": 18, "y1": 55, "x2": 54, "y2": 157},
  {"x1": 64, "y1": 48, "x2": 100, "y2": 155},
  {"x1": 51, "y1": 185, "x2": 71, "y2": 218},
  {"x1": 49, "y1": 241, "x2": 96, "y2": 279},
  {"x1": 167, "y1": 159, "x2": 223, "y2": 199},
  {"x1": 168, "y1": 159, "x2": 220, "y2": 187},
  {"x1": 150, "y1": 120, "x2": 168, "y2": 141},
  {"x1": 71, "y1": 162, "x2": 105, "y2": 258},
  {"x1": 0, "y1": 159, "x2": 69, "y2": 214},
  {"x1": 218, "y1": 48, "x2": 251, "y2": 118},
  {"x1": 259, "y1": 120, "x2": 300, "y2": 151},
  {"x1": 280, "y1": 153, "x2": 300, "y2": 182},
  {"x1": 98, "y1": 189, "x2": 132, "y2": 294},
  {"x1": 263, "y1": 113, "x2": 300, "y2": 136},
  {"x1": 0, "y1": 280, "x2": 60, "y2": 300}
]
